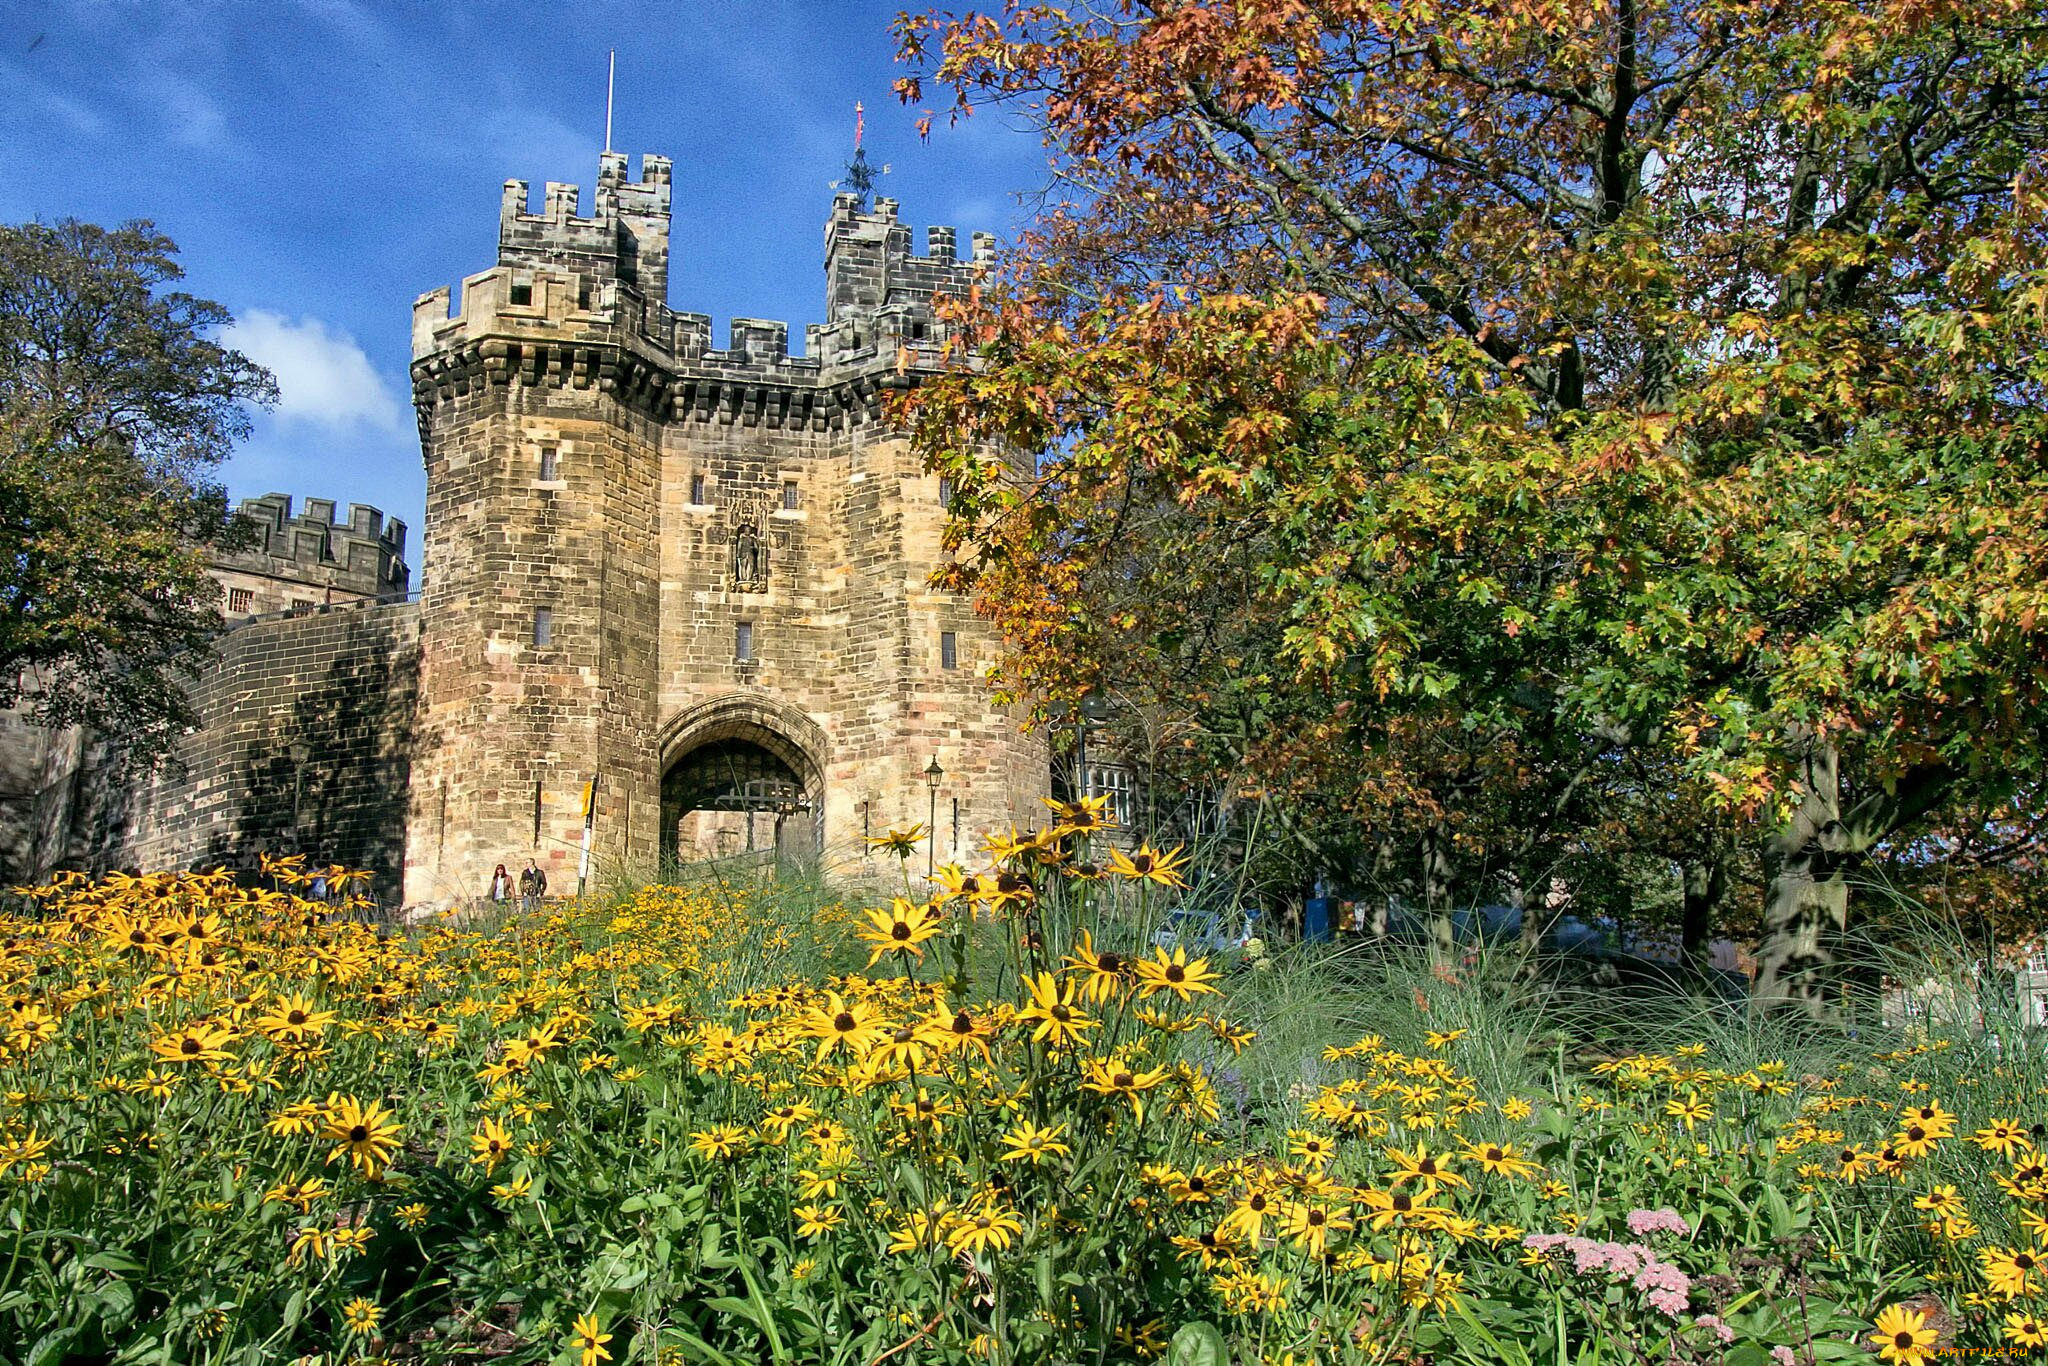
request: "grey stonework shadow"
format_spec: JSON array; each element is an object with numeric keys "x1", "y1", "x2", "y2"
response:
[{"x1": 202, "y1": 615, "x2": 419, "y2": 906}]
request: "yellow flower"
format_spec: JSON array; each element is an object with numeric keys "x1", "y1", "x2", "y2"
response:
[
  {"x1": 1061, "y1": 930, "x2": 1131, "y2": 1004},
  {"x1": 1423, "y1": 1029, "x2": 1467, "y2": 1049},
  {"x1": 321, "y1": 1096, "x2": 401, "y2": 1178},
  {"x1": 254, "y1": 993, "x2": 335, "y2": 1042},
  {"x1": 1462, "y1": 1140, "x2": 1540, "y2": 1180},
  {"x1": 1279, "y1": 1201, "x2": 1352, "y2": 1257},
  {"x1": 570, "y1": 1311, "x2": 614, "y2": 1366},
  {"x1": 394, "y1": 1202, "x2": 429, "y2": 1229},
  {"x1": 341, "y1": 1296, "x2": 381, "y2": 1335},
  {"x1": 687, "y1": 1125, "x2": 750, "y2": 1161},
  {"x1": 947, "y1": 1203, "x2": 1023, "y2": 1257},
  {"x1": 1079, "y1": 1055, "x2": 1169, "y2": 1121},
  {"x1": 999, "y1": 1120, "x2": 1072, "y2": 1166},
  {"x1": 794, "y1": 1204, "x2": 843, "y2": 1238},
  {"x1": 798, "y1": 991, "x2": 890, "y2": 1063},
  {"x1": 1130, "y1": 946, "x2": 1221, "y2": 1002},
  {"x1": 1975, "y1": 1118, "x2": 2032, "y2": 1156},
  {"x1": 1108, "y1": 842, "x2": 1189, "y2": 888},
  {"x1": 854, "y1": 898, "x2": 946, "y2": 967},
  {"x1": 866, "y1": 825, "x2": 928, "y2": 859},
  {"x1": 2005, "y1": 1310, "x2": 2048, "y2": 1347},
  {"x1": 470, "y1": 1117, "x2": 516, "y2": 1173},
  {"x1": 490, "y1": 1174, "x2": 535, "y2": 1202},
  {"x1": 1981, "y1": 1245, "x2": 2043, "y2": 1299},
  {"x1": 1870, "y1": 1303, "x2": 1939, "y2": 1364},
  {"x1": 1385, "y1": 1142, "x2": 1468, "y2": 1196},
  {"x1": 1017, "y1": 972, "x2": 1095, "y2": 1048},
  {"x1": 1665, "y1": 1094, "x2": 1713, "y2": 1130},
  {"x1": 148, "y1": 1020, "x2": 238, "y2": 1066}
]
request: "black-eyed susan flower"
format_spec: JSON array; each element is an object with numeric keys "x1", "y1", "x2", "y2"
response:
[
  {"x1": 1017, "y1": 972, "x2": 1095, "y2": 1048},
  {"x1": 1975, "y1": 1118, "x2": 2032, "y2": 1156},
  {"x1": 1080, "y1": 1054, "x2": 1169, "y2": 1121},
  {"x1": 1982, "y1": 1245, "x2": 2042, "y2": 1299},
  {"x1": 569, "y1": 1311, "x2": 613, "y2": 1366},
  {"x1": 855, "y1": 898, "x2": 946, "y2": 968},
  {"x1": 148, "y1": 1021, "x2": 238, "y2": 1066},
  {"x1": 470, "y1": 1117, "x2": 515, "y2": 1174},
  {"x1": 794, "y1": 1203, "x2": 844, "y2": 1238},
  {"x1": 1061, "y1": 930, "x2": 1130, "y2": 1004},
  {"x1": 999, "y1": 1120, "x2": 1072, "y2": 1165},
  {"x1": 2005, "y1": 1311, "x2": 2048, "y2": 1347},
  {"x1": 1462, "y1": 1139, "x2": 1540, "y2": 1180},
  {"x1": 1108, "y1": 842, "x2": 1188, "y2": 888},
  {"x1": 948, "y1": 1201, "x2": 1023, "y2": 1257},
  {"x1": 341, "y1": 1296, "x2": 381, "y2": 1336},
  {"x1": 799, "y1": 991, "x2": 890, "y2": 1063},
  {"x1": 1869, "y1": 1303, "x2": 1939, "y2": 1364},
  {"x1": 866, "y1": 825, "x2": 928, "y2": 859},
  {"x1": 1131, "y1": 946, "x2": 1221, "y2": 1002},
  {"x1": 320, "y1": 1096, "x2": 401, "y2": 1178}
]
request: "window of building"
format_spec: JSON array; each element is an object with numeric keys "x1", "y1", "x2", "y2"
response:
[
  {"x1": 509, "y1": 283, "x2": 533, "y2": 306},
  {"x1": 691, "y1": 474, "x2": 707, "y2": 504},
  {"x1": 782, "y1": 479, "x2": 799, "y2": 510},
  {"x1": 227, "y1": 587, "x2": 253, "y2": 614},
  {"x1": 938, "y1": 476, "x2": 954, "y2": 508},
  {"x1": 539, "y1": 447, "x2": 558, "y2": 481},
  {"x1": 290, "y1": 598, "x2": 316, "y2": 614},
  {"x1": 940, "y1": 631, "x2": 958, "y2": 670},
  {"x1": 533, "y1": 607, "x2": 552, "y2": 647},
  {"x1": 577, "y1": 281, "x2": 593, "y2": 310},
  {"x1": 1084, "y1": 764, "x2": 1135, "y2": 830},
  {"x1": 735, "y1": 620, "x2": 754, "y2": 662}
]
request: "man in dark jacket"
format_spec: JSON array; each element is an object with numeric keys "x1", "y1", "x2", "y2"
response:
[{"x1": 519, "y1": 861, "x2": 548, "y2": 912}]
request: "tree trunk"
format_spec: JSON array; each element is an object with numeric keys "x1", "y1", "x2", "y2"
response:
[
  {"x1": 1751, "y1": 740, "x2": 1954, "y2": 1023},
  {"x1": 1421, "y1": 824, "x2": 1456, "y2": 966},
  {"x1": 1680, "y1": 843, "x2": 1730, "y2": 990}
]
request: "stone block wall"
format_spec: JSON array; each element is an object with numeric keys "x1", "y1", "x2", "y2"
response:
[{"x1": 108, "y1": 603, "x2": 421, "y2": 901}]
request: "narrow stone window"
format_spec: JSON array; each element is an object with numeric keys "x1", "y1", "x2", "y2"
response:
[
  {"x1": 940, "y1": 631, "x2": 958, "y2": 670},
  {"x1": 735, "y1": 620, "x2": 754, "y2": 662},
  {"x1": 533, "y1": 607, "x2": 552, "y2": 648},
  {"x1": 577, "y1": 280, "x2": 593, "y2": 310},
  {"x1": 782, "y1": 479, "x2": 799, "y2": 510},
  {"x1": 938, "y1": 476, "x2": 954, "y2": 508},
  {"x1": 227, "y1": 587, "x2": 253, "y2": 614},
  {"x1": 691, "y1": 473, "x2": 707, "y2": 505},
  {"x1": 508, "y1": 283, "x2": 533, "y2": 307},
  {"x1": 539, "y1": 446, "x2": 558, "y2": 481}
]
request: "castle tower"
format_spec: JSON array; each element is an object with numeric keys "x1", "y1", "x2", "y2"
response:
[{"x1": 407, "y1": 155, "x2": 1043, "y2": 903}]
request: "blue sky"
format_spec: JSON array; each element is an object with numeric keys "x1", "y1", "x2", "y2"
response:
[{"x1": 0, "y1": 1, "x2": 1047, "y2": 549}]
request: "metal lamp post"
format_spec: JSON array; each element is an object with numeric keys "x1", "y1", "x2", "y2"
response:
[{"x1": 925, "y1": 756, "x2": 945, "y2": 877}]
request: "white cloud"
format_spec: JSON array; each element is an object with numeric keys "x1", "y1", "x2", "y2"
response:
[{"x1": 229, "y1": 310, "x2": 405, "y2": 431}]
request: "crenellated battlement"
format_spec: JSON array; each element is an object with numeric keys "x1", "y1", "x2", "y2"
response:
[
  {"x1": 414, "y1": 154, "x2": 991, "y2": 430},
  {"x1": 498, "y1": 151, "x2": 673, "y2": 305},
  {"x1": 215, "y1": 493, "x2": 411, "y2": 602}
]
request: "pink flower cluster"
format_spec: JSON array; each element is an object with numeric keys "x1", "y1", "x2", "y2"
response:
[
  {"x1": 1626, "y1": 1207, "x2": 1692, "y2": 1239},
  {"x1": 1523, "y1": 1233, "x2": 1693, "y2": 1316}
]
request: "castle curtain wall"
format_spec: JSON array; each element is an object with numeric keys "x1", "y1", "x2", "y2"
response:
[{"x1": 110, "y1": 603, "x2": 421, "y2": 898}]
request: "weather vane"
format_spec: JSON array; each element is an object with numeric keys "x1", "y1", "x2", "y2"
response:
[{"x1": 835, "y1": 101, "x2": 889, "y2": 208}]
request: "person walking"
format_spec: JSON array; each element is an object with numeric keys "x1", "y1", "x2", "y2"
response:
[
  {"x1": 488, "y1": 863, "x2": 512, "y2": 909},
  {"x1": 519, "y1": 860, "x2": 547, "y2": 912}
]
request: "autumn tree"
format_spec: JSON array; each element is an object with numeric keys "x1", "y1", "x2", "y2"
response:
[
  {"x1": 0, "y1": 220, "x2": 274, "y2": 757},
  {"x1": 897, "y1": 0, "x2": 2048, "y2": 1016}
]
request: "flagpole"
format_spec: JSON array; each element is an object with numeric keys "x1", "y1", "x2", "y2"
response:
[{"x1": 604, "y1": 50, "x2": 616, "y2": 153}]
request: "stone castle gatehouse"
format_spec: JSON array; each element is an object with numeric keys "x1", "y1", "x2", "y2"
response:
[{"x1": 0, "y1": 152, "x2": 1047, "y2": 905}]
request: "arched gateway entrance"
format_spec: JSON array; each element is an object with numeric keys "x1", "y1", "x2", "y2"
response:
[{"x1": 657, "y1": 696, "x2": 825, "y2": 870}]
